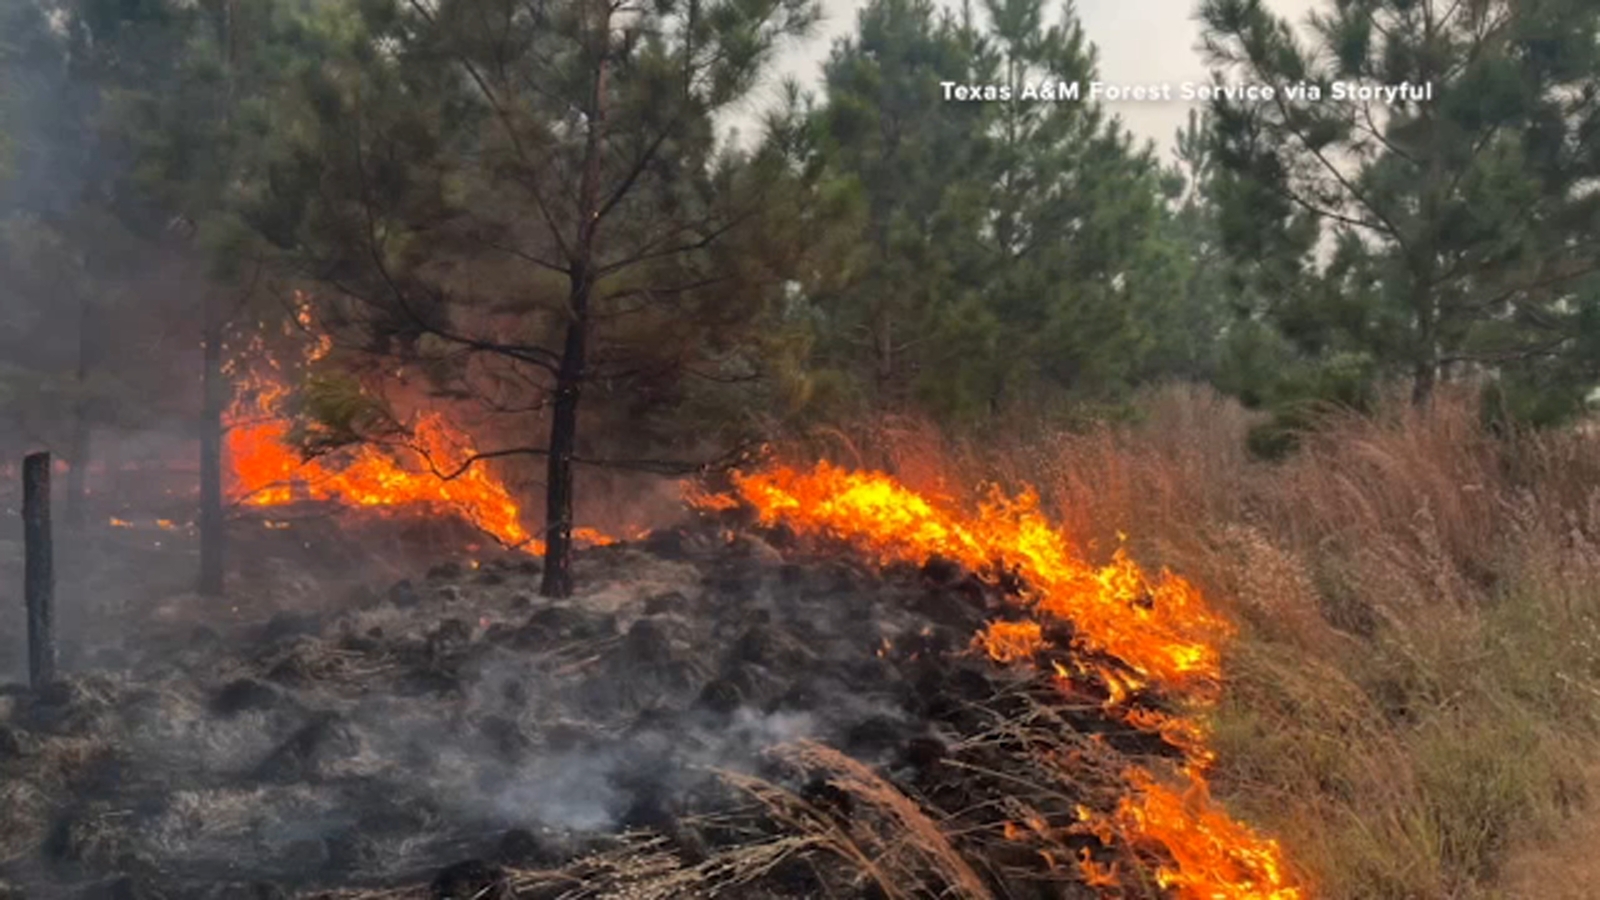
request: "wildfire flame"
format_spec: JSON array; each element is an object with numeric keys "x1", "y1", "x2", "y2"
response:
[
  {"x1": 703, "y1": 461, "x2": 1229, "y2": 687},
  {"x1": 221, "y1": 299, "x2": 623, "y2": 554},
  {"x1": 1106, "y1": 767, "x2": 1300, "y2": 899},
  {"x1": 227, "y1": 407, "x2": 535, "y2": 549},
  {"x1": 691, "y1": 461, "x2": 1303, "y2": 899},
  {"x1": 977, "y1": 620, "x2": 1046, "y2": 664},
  {"x1": 107, "y1": 516, "x2": 190, "y2": 531}
]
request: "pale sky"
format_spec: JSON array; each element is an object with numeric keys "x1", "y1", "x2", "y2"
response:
[{"x1": 740, "y1": 0, "x2": 1320, "y2": 161}]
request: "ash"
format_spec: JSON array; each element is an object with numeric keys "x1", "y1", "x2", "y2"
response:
[{"x1": 0, "y1": 518, "x2": 1152, "y2": 900}]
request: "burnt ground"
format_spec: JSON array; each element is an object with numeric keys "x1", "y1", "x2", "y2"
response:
[{"x1": 0, "y1": 509, "x2": 1184, "y2": 900}]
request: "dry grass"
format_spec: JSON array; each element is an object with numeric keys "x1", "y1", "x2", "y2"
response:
[
  {"x1": 820, "y1": 384, "x2": 1600, "y2": 899},
  {"x1": 727, "y1": 741, "x2": 994, "y2": 900},
  {"x1": 0, "y1": 778, "x2": 51, "y2": 861}
]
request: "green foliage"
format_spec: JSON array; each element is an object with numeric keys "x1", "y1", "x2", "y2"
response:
[
  {"x1": 237, "y1": 0, "x2": 824, "y2": 481},
  {"x1": 787, "y1": 0, "x2": 1208, "y2": 424},
  {"x1": 1201, "y1": 0, "x2": 1600, "y2": 426},
  {"x1": 7, "y1": 0, "x2": 1600, "y2": 486},
  {"x1": 289, "y1": 371, "x2": 397, "y2": 453},
  {"x1": 0, "y1": 0, "x2": 325, "y2": 475},
  {"x1": 1243, "y1": 351, "x2": 1381, "y2": 460}
]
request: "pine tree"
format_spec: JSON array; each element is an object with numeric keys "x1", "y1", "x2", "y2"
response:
[
  {"x1": 251, "y1": 0, "x2": 819, "y2": 595},
  {"x1": 802, "y1": 0, "x2": 994, "y2": 412},
  {"x1": 804, "y1": 0, "x2": 1183, "y2": 420},
  {"x1": 0, "y1": 0, "x2": 205, "y2": 522},
  {"x1": 1201, "y1": 0, "x2": 1600, "y2": 415}
]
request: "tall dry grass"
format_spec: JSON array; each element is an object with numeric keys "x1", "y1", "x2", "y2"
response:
[{"x1": 806, "y1": 384, "x2": 1600, "y2": 899}]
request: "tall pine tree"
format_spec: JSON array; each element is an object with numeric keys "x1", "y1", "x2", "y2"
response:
[
  {"x1": 250, "y1": 0, "x2": 819, "y2": 595},
  {"x1": 1202, "y1": 0, "x2": 1600, "y2": 417}
]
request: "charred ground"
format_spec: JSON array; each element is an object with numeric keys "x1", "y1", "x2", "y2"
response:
[{"x1": 0, "y1": 509, "x2": 1186, "y2": 900}]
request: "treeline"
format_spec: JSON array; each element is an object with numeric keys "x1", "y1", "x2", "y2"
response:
[{"x1": 1, "y1": 0, "x2": 1598, "y2": 591}]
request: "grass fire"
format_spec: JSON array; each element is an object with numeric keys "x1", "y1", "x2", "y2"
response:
[
  {"x1": 692, "y1": 462, "x2": 1300, "y2": 898},
  {"x1": 227, "y1": 361, "x2": 536, "y2": 553},
  {"x1": 5, "y1": 0, "x2": 1600, "y2": 897}
]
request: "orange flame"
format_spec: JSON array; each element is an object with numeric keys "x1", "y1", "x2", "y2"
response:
[
  {"x1": 1104, "y1": 767, "x2": 1301, "y2": 900},
  {"x1": 227, "y1": 409, "x2": 534, "y2": 549},
  {"x1": 701, "y1": 462, "x2": 1229, "y2": 688},
  {"x1": 691, "y1": 461, "x2": 1304, "y2": 899},
  {"x1": 976, "y1": 620, "x2": 1046, "y2": 663},
  {"x1": 222, "y1": 301, "x2": 621, "y2": 553}
]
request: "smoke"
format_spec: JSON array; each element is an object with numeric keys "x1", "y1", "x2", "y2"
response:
[
  {"x1": 0, "y1": 5, "x2": 217, "y2": 686},
  {"x1": 0, "y1": 502, "x2": 987, "y2": 898}
]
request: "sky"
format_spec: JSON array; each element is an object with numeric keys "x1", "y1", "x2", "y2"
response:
[{"x1": 739, "y1": 0, "x2": 1320, "y2": 161}]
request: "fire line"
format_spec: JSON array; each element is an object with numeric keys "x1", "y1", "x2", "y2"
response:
[{"x1": 692, "y1": 460, "x2": 1305, "y2": 900}]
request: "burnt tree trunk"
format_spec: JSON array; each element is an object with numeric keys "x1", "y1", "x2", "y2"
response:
[
  {"x1": 540, "y1": 5, "x2": 608, "y2": 599},
  {"x1": 873, "y1": 307, "x2": 895, "y2": 408},
  {"x1": 540, "y1": 302, "x2": 587, "y2": 599},
  {"x1": 199, "y1": 290, "x2": 226, "y2": 596},
  {"x1": 23, "y1": 452, "x2": 56, "y2": 689}
]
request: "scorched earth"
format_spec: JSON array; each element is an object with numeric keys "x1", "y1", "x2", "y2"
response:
[{"x1": 0, "y1": 462, "x2": 1303, "y2": 900}]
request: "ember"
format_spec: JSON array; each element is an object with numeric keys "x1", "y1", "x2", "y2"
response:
[{"x1": 975, "y1": 620, "x2": 1046, "y2": 663}]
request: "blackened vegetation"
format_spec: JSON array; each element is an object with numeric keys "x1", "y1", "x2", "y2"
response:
[{"x1": 0, "y1": 518, "x2": 1190, "y2": 900}]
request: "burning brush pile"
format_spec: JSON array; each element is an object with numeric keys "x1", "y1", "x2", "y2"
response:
[{"x1": 0, "y1": 462, "x2": 1305, "y2": 900}]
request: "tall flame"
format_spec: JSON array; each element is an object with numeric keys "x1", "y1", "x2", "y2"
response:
[
  {"x1": 692, "y1": 461, "x2": 1304, "y2": 899},
  {"x1": 222, "y1": 300, "x2": 544, "y2": 550},
  {"x1": 227, "y1": 409, "x2": 535, "y2": 549}
]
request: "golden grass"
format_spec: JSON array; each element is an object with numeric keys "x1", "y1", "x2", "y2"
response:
[
  {"x1": 728, "y1": 741, "x2": 995, "y2": 900},
  {"x1": 821, "y1": 384, "x2": 1600, "y2": 899}
]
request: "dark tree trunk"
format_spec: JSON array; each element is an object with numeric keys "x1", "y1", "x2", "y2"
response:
[
  {"x1": 873, "y1": 307, "x2": 895, "y2": 408},
  {"x1": 23, "y1": 452, "x2": 56, "y2": 689},
  {"x1": 102, "y1": 434, "x2": 123, "y2": 509},
  {"x1": 540, "y1": 305, "x2": 586, "y2": 598},
  {"x1": 540, "y1": 8, "x2": 607, "y2": 598},
  {"x1": 199, "y1": 291, "x2": 226, "y2": 597},
  {"x1": 1412, "y1": 285, "x2": 1438, "y2": 408},
  {"x1": 197, "y1": 0, "x2": 239, "y2": 598},
  {"x1": 1411, "y1": 361, "x2": 1436, "y2": 407}
]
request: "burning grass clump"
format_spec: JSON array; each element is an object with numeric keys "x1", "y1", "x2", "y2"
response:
[{"x1": 836, "y1": 385, "x2": 1600, "y2": 899}]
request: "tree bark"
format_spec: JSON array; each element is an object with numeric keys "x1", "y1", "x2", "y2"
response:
[
  {"x1": 1412, "y1": 357, "x2": 1436, "y2": 407},
  {"x1": 873, "y1": 307, "x2": 895, "y2": 407},
  {"x1": 23, "y1": 452, "x2": 56, "y2": 689},
  {"x1": 540, "y1": 3, "x2": 607, "y2": 598},
  {"x1": 1411, "y1": 270, "x2": 1439, "y2": 407},
  {"x1": 540, "y1": 302, "x2": 587, "y2": 598},
  {"x1": 199, "y1": 289, "x2": 226, "y2": 596},
  {"x1": 196, "y1": 0, "x2": 242, "y2": 597}
]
